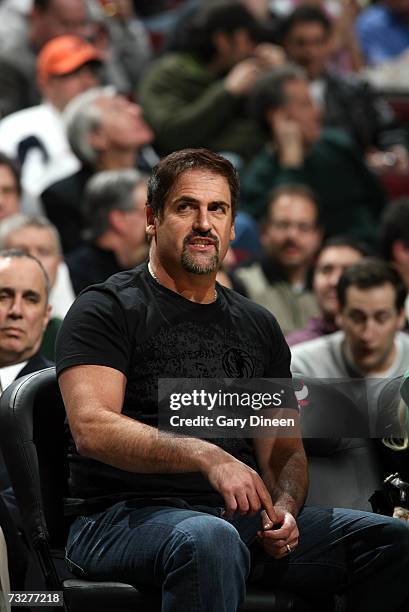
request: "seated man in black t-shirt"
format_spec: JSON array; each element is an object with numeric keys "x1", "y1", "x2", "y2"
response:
[{"x1": 56, "y1": 149, "x2": 409, "y2": 612}]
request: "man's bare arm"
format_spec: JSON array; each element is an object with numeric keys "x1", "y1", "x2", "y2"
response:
[
  {"x1": 253, "y1": 419, "x2": 308, "y2": 558},
  {"x1": 253, "y1": 422, "x2": 308, "y2": 518},
  {"x1": 59, "y1": 364, "x2": 277, "y2": 518}
]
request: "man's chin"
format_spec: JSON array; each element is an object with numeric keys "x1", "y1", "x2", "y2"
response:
[
  {"x1": 181, "y1": 253, "x2": 219, "y2": 275},
  {"x1": 355, "y1": 354, "x2": 380, "y2": 373}
]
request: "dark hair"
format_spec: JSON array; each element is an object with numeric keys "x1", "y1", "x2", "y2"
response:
[
  {"x1": 317, "y1": 235, "x2": 373, "y2": 259},
  {"x1": 0, "y1": 152, "x2": 21, "y2": 196},
  {"x1": 337, "y1": 257, "x2": 406, "y2": 311},
  {"x1": 179, "y1": 1, "x2": 262, "y2": 62},
  {"x1": 266, "y1": 183, "x2": 321, "y2": 225},
  {"x1": 147, "y1": 148, "x2": 240, "y2": 219},
  {"x1": 380, "y1": 197, "x2": 409, "y2": 261},
  {"x1": 0, "y1": 248, "x2": 50, "y2": 298},
  {"x1": 33, "y1": 0, "x2": 53, "y2": 11},
  {"x1": 83, "y1": 169, "x2": 144, "y2": 241},
  {"x1": 248, "y1": 64, "x2": 307, "y2": 134},
  {"x1": 279, "y1": 5, "x2": 332, "y2": 43}
]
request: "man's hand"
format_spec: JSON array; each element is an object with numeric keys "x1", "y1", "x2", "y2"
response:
[
  {"x1": 253, "y1": 43, "x2": 286, "y2": 70},
  {"x1": 270, "y1": 110, "x2": 304, "y2": 167},
  {"x1": 257, "y1": 508, "x2": 299, "y2": 559},
  {"x1": 366, "y1": 145, "x2": 409, "y2": 175},
  {"x1": 393, "y1": 506, "x2": 409, "y2": 522},
  {"x1": 203, "y1": 451, "x2": 278, "y2": 520},
  {"x1": 225, "y1": 59, "x2": 263, "y2": 96}
]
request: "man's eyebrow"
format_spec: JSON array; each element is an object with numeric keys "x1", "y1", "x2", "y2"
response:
[
  {"x1": 348, "y1": 307, "x2": 392, "y2": 315},
  {"x1": 210, "y1": 200, "x2": 231, "y2": 208},
  {"x1": 23, "y1": 289, "x2": 41, "y2": 299},
  {"x1": 172, "y1": 196, "x2": 230, "y2": 207},
  {"x1": 172, "y1": 196, "x2": 200, "y2": 204}
]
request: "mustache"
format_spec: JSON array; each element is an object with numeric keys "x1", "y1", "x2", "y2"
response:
[
  {"x1": 183, "y1": 231, "x2": 220, "y2": 250},
  {"x1": 280, "y1": 240, "x2": 300, "y2": 251}
]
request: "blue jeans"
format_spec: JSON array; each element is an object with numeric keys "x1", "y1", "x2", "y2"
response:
[{"x1": 65, "y1": 502, "x2": 409, "y2": 612}]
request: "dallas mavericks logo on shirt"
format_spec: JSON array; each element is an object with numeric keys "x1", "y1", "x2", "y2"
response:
[{"x1": 222, "y1": 348, "x2": 255, "y2": 377}]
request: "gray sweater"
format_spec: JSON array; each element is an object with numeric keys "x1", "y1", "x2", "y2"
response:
[{"x1": 290, "y1": 330, "x2": 409, "y2": 379}]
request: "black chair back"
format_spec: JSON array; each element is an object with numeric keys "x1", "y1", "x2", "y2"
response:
[
  {"x1": 0, "y1": 367, "x2": 70, "y2": 587},
  {"x1": 0, "y1": 368, "x2": 68, "y2": 549}
]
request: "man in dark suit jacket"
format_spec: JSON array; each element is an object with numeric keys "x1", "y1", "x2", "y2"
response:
[
  {"x1": 0, "y1": 247, "x2": 53, "y2": 497},
  {"x1": 0, "y1": 248, "x2": 52, "y2": 594}
]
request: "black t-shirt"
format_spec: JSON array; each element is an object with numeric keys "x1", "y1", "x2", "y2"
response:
[{"x1": 56, "y1": 263, "x2": 296, "y2": 509}]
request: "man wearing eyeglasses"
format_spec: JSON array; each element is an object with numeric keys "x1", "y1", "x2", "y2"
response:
[{"x1": 235, "y1": 183, "x2": 322, "y2": 336}]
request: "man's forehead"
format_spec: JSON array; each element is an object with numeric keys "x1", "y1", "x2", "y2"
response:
[
  {"x1": 269, "y1": 194, "x2": 316, "y2": 220},
  {"x1": 0, "y1": 165, "x2": 17, "y2": 185},
  {"x1": 167, "y1": 169, "x2": 231, "y2": 202},
  {"x1": 345, "y1": 284, "x2": 396, "y2": 310},
  {"x1": 287, "y1": 22, "x2": 328, "y2": 40},
  {"x1": 9, "y1": 226, "x2": 57, "y2": 248},
  {"x1": 0, "y1": 257, "x2": 46, "y2": 290},
  {"x1": 94, "y1": 96, "x2": 113, "y2": 112},
  {"x1": 318, "y1": 246, "x2": 362, "y2": 266},
  {"x1": 96, "y1": 95, "x2": 123, "y2": 112},
  {"x1": 50, "y1": 0, "x2": 86, "y2": 18}
]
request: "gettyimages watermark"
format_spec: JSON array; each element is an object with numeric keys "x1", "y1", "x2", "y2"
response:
[
  {"x1": 159, "y1": 378, "x2": 299, "y2": 438},
  {"x1": 158, "y1": 376, "x2": 407, "y2": 439}
]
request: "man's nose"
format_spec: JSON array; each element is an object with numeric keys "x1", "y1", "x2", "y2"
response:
[
  {"x1": 128, "y1": 102, "x2": 142, "y2": 117},
  {"x1": 361, "y1": 319, "x2": 376, "y2": 341},
  {"x1": 328, "y1": 270, "x2": 341, "y2": 288},
  {"x1": 193, "y1": 208, "x2": 211, "y2": 232},
  {"x1": 8, "y1": 297, "x2": 23, "y2": 318},
  {"x1": 82, "y1": 69, "x2": 99, "y2": 89},
  {"x1": 286, "y1": 225, "x2": 300, "y2": 241}
]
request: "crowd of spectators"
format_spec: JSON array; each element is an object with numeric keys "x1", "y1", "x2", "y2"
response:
[{"x1": 0, "y1": 0, "x2": 408, "y2": 604}]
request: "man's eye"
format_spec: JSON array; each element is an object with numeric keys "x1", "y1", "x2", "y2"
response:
[
  {"x1": 375, "y1": 313, "x2": 391, "y2": 324},
  {"x1": 349, "y1": 313, "x2": 365, "y2": 324},
  {"x1": 318, "y1": 266, "x2": 333, "y2": 275},
  {"x1": 210, "y1": 204, "x2": 225, "y2": 213}
]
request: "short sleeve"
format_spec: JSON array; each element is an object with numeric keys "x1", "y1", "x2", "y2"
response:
[
  {"x1": 263, "y1": 312, "x2": 298, "y2": 411},
  {"x1": 264, "y1": 313, "x2": 293, "y2": 379},
  {"x1": 56, "y1": 289, "x2": 131, "y2": 377}
]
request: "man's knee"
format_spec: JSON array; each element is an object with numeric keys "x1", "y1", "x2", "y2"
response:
[
  {"x1": 163, "y1": 515, "x2": 250, "y2": 576},
  {"x1": 380, "y1": 518, "x2": 409, "y2": 561}
]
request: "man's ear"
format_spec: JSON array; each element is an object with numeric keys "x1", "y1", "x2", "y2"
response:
[
  {"x1": 335, "y1": 309, "x2": 343, "y2": 330},
  {"x1": 43, "y1": 303, "x2": 52, "y2": 331},
  {"x1": 392, "y1": 240, "x2": 409, "y2": 264},
  {"x1": 229, "y1": 222, "x2": 235, "y2": 242},
  {"x1": 88, "y1": 127, "x2": 107, "y2": 152},
  {"x1": 211, "y1": 30, "x2": 231, "y2": 58},
  {"x1": 260, "y1": 220, "x2": 271, "y2": 249},
  {"x1": 108, "y1": 209, "x2": 125, "y2": 233},
  {"x1": 397, "y1": 307, "x2": 407, "y2": 331},
  {"x1": 266, "y1": 108, "x2": 282, "y2": 134},
  {"x1": 146, "y1": 205, "x2": 157, "y2": 238}
]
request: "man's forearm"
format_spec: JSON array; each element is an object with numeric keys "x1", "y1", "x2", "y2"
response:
[
  {"x1": 73, "y1": 407, "x2": 278, "y2": 519},
  {"x1": 75, "y1": 406, "x2": 226, "y2": 475},
  {"x1": 262, "y1": 447, "x2": 308, "y2": 518}
]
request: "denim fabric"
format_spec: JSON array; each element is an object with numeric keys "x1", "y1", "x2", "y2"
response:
[{"x1": 66, "y1": 503, "x2": 409, "y2": 612}]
